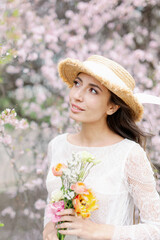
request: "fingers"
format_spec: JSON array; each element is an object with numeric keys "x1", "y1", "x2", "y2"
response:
[
  {"x1": 56, "y1": 216, "x2": 83, "y2": 229},
  {"x1": 58, "y1": 228, "x2": 78, "y2": 236},
  {"x1": 57, "y1": 208, "x2": 75, "y2": 216},
  {"x1": 57, "y1": 215, "x2": 76, "y2": 222},
  {"x1": 57, "y1": 221, "x2": 74, "y2": 229}
]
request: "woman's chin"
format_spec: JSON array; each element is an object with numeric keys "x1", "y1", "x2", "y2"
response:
[
  {"x1": 69, "y1": 112, "x2": 83, "y2": 122},
  {"x1": 69, "y1": 113, "x2": 81, "y2": 122}
]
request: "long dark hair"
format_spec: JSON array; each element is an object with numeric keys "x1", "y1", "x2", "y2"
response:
[
  {"x1": 108, "y1": 91, "x2": 158, "y2": 174},
  {"x1": 107, "y1": 91, "x2": 152, "y2": 148}
]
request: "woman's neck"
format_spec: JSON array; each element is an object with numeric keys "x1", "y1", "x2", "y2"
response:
[{"x1": 73, "y1": 122, "x2": 122, "y2": 147}]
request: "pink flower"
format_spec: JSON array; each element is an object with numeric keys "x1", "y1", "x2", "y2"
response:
[
  {"x1": 52, "y1": 163, "x2": 67, "y2": 176},
  {"x1": 46, "y1": 200, "x2": 65, "y2": 223},
  {"x1": 70, "y1": 182, "x2": 89, "y2": 195}
]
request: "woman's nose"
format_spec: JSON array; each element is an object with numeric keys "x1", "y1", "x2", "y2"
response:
[{"x1": 73, "y1": 88, "x2": 84, "y2": 101}]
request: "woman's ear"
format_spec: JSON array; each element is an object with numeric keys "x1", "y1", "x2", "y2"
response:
[{"x1": 106, "y1": 104, "x2": 120, "y2": 115}]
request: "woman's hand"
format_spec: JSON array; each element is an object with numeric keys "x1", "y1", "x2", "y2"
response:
[
  {"x1": 56, "y1": 208, "x2": 115, "y2": 240},
  {"x1": 43, "y1": 221, "x2": 58, "y2": 240}
]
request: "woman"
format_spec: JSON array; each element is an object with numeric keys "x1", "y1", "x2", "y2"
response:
[{"x1": 43, "y1": 55, "x2": 160, "y2": 240}]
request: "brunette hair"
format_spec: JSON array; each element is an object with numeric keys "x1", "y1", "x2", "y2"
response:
[
  {"x1": 107, "y1": 91, "x2": 149, "y2": 148},
  {"x1": 108, "y1": 91, "x2": 159, "y2": 225},
  {"x1": 108, "y1": 91, "x2": 157, "y2": 173}
]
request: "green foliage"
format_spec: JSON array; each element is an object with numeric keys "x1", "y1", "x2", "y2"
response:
[
  {"x1": 29, "y1": 112, "x2": 37, "y2": 120},
  {"x1": 41, "y1": 97, "x2": 54, "y2": 109},
  {"x1": 4, "y1": 123, "x2": 15, "y2": 132},
  {"x1": 6, "y1": 26, "x2": 20, "y2": 41},
  {"x1": 3, "y1": 8, "x2": 19, "y2": 18},
  {"x1": 41, "y1": 115, "x2": 50, "y2": 124},
  {"x1": 12, "y1": 9, "x2": 19, "y2": 17},
  {"x1": 0, "y1": 49, "x2": 15, "y2": 65},
  {"x1": 0, "y1": 222, "x2": 4, "y2": 227},
  {"x1": 0, "y1": 97, "x2": 13, "y2": 109},
  {"x1": 7, "y1": 0, "x2": 15, "y2": 3},
  {"x1": 0, "y1": 77, "x2": 3, "y2": 83}
]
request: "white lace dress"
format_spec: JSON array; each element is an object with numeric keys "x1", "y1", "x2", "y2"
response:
[{"x1": 43, "y1": 133, "x2": 160, "y2": 240}]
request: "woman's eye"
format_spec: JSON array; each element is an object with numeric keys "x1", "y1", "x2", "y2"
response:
[
  {"x1": 73, "y1": 80, "x2": 80, "y2": 86},
  {"x1": 90, "y1": 88, "x2": 98, "y2": 94}
]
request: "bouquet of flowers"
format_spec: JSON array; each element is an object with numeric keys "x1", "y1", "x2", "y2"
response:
[{"x1": 46, "y1": 151, "x2": 101, "y2": 240}]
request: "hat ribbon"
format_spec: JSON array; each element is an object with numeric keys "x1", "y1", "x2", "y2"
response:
[{"x1": 134, "y1": 93, "x2": 160, "y2": 105}]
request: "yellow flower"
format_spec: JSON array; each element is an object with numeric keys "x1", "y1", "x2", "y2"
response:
[{"x1": 72, "y1": 189, "x2": 99, "y2": 218}]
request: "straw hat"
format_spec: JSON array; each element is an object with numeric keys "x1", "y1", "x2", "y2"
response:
[{"x1": 58, "y1": 55, "x2": 144, "y2": 122}]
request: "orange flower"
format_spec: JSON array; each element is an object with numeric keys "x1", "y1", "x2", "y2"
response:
[
  {"x1": 72, "y1": 189, "x2": 99, "y2": 218},
  {"x1": 70, "y1": 182, "x2": 89, "y2": 195},
  {"x1": 52, "y1": 163, "x2": 67, "y2": 176}
]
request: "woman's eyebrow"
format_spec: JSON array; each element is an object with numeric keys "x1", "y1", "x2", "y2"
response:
[{"x1": 76, "y1": 76, "x2": 103, "y2": 92}]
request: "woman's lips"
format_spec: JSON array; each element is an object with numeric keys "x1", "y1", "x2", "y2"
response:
[{"x1": 70, "y1": 104, "x2": 85, "y2": 113}]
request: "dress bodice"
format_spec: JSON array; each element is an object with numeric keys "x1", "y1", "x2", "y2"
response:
[{"x1": 44, "y1": 133, "x2": 160, "y2": 240}]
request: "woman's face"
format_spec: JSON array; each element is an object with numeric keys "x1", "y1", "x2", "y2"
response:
[{"x1": 69, "y1": 73, "x2": 119, "y2": 124}]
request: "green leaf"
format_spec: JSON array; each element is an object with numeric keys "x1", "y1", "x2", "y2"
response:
[
  {"x1": 12, "y1": 9, "x2": 19, "y2": 17},
  {"x1": 0, "y1": 77, "x2": 3, "y2": 83},
  {"x1": 0, "y1": 222, "x2": 4, "y2": 227}
]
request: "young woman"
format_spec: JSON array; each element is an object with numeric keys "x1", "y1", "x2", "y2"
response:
[{"x1": 43, "y1": 55, "x2": 160, "y2": 240}]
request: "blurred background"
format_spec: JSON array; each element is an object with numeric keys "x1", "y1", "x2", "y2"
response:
[{"x1": 0, "y1": 0, "x2": 160, "y2": 239}]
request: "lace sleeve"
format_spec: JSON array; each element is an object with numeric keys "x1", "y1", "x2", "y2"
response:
[{"x1": 112, "y1": 143, "x2": 160, "y2": 240}]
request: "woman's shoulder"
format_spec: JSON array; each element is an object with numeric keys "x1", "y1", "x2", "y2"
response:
[
  {"x1": 48, "y1": 133, "x2": 68, "y2": 147},
  {"x1": 122, "y1": 138, "x2": 147, "y2": 159},
  {"x1": 124, "y1": 141, "x2": 154, "y2": 183},
  {"x1": 124, "y1": 139, "x2": 147, "y2": 161}
]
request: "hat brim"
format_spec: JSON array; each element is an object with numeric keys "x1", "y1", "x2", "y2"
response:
[{"x1": 58, "y1": 58, "x2": 144, "y2": 122}]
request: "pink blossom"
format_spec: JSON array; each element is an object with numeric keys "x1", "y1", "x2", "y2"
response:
[
  {"x1": 24, "y1": 182, "x2": 35, "y2": 191},
  {"x1": 15, "y1": 87, "x2": 24, "y2": 101},
  {"x1": 34, "y1": 199, "x2": 46, "y2": 210},
  {"x1": 149, "y1": 41, "x2": 158, "y2": 48},
  {"x1": 17, "y1": 49, "x2": 27, "y2": 62},
  {"x1": 15, "y1": 119, "x2": 29, "y2": 129},
  {"x1": 3, "y1": 134, "x2": 12, "y2": 145},
  {"x1": 36, "y1": 90, "x2": 46, "y2": 104},
  {"x1": 29, "y1": 212, "x2": 35, "y2": 219},
  {"x1": 31, "y1": 178, "x2": 43, "y2": 187},
  {"x1": 46, "y1": 200, "x2": 65, "y2": 223},
  {"x1": 23, "y1": 208, "x2": 29, "y2": 216},
  {"x1": 41, "y1": 65, "x2": 57, "y2": 85},
  {"x1": 6, "y1": 65, "x2": 21, "y2": 74},
  {"x1": 27, "y1": 52, "x2": 38, "y2": 61},
  {"x1": 15, "y1": 78, "x2": 24, "y2": 87},
  {"x1": 36, "y1": 168, "x2": 43, "y2": 175},
  {"x1": 31, "y1": 25, "x2": 45, "y2": 35},
  {"x1": 1, "y1": 207, "x2": 16, "y2": 218},
  {"x1": 19, "y1": 165, "x2": 28, "y2": 173},
  {"x1": 35, "y1": 213, "x2": 41, "y2": 219},
  {"x1": 65, "y1": 10, "x2": 74, "y2": 18}
]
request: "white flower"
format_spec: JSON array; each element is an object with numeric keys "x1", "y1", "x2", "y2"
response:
[
  {"x1": 68, "y1": 191, "x2": 75, "y2": 198},
  {"x1": 80, "y1": 151, "x2": 95, "y2": 162},
  {"x1": 51, "y1": 189, "x2": 64, "y2": 202},
  {"x1": 79, "y1": 151, "x2": 101, "y2": 165},
  {"x1": 64, "y1": 190, "x2": 75, "y2": 200},
  {"x1": 63, "y1": 168, "x2": 71, "y2": 176}
]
